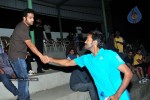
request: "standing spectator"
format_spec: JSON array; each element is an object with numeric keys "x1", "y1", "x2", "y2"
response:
[
  {"x1": 76, "y1": 26, "x2": 82, "y2": 34},
  {"x1": 76, "y1": 34, "x2": 84, "y2": 51},
  {"x1": 44, "y1": 22, "x2": 51, "y2": 39},
  {"x1": 114, "y1": 31, "x2": 125, "y2": 58},
  {"x1": 8, "y1": 8, "x2": 49, "y2": 100},
  {"x1": 66, "y1": 32, "x2": 74, "y2": 44},
  {"x1": 34, "y1": 18, "x2": 45, "y2": 73},
  {"x1": 48, "y1": 30, "x2": 133, "y2": 100},
  {"x1": 75, "y1": 25, "x2": 84, "y2": 51}
]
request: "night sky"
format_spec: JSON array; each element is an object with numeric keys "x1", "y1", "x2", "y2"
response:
[{"x1": 110, "y1": 0, "x2": 149, "y2": 51}]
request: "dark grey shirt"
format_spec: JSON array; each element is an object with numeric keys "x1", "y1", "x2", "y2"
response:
[{"x1": 8, "y1": 21, "x2": 30, "y2": 59}]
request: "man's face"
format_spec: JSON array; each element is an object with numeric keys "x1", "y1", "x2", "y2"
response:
[
  {"x1": 137, "y1": 50, "x2": 142, "y2": 55},
  {"x1": 84, "y1": 34, "x2": 94, "y2": 50},
  {"x1": 128, "y1": 51, "x2": 133, "y2": 57},
  {"x1": 116, "y1": 32, "x2": 120, "y2": 37},
  {"x1": 23, "y1": 13, "x2": 34, "y2": 26},
  {"x1": 37, "y1": 19, "x2": 42, "y2": 25},
  {"x1": 70, "y1": 49, "x2": 75, "y2": 55}
]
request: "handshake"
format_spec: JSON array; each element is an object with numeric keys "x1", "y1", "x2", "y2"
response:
[
  {"x1": 39, "y1": 55, "x2": 53, "y2": 64},
  {"x1": 39, "y1": 55, "x2": 75, "y2": 67}
]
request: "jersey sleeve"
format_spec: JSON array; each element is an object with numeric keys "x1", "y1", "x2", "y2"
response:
[
  {"x1": 74, "y1": 55, "x2": 86, "y2": 68},
  {"x1": 109, "y1": 52, "x2": 125, "y2": 69}
]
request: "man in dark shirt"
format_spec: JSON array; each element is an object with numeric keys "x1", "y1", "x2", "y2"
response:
[
  {"x1": 33, "y1": 18, "x2": 45, "y2": 73},
  {"x1": 70, "y1": 68, "x2": 99, "y2": 100},
  {"x1": 8, "y1": 8, "x2": 49, "y2": 100}
]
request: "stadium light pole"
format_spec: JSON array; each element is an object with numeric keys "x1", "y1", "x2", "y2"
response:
[
  {"x1": 28, "y1": 0, "x2": 35, "y2": 44},
  {"x1": 101, "y1": 0, "x2": 108, "y2": 39}
]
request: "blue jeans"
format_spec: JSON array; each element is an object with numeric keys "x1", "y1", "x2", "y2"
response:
[
  {"x1": 0, "y1": 74, "x2": 18, "y2": 96},
  {"x1": 71, "y1": 82, "x2": 99, "y2": 100},
  {"x1": 10, "y1": 58, "x2": 30, "y2": 100}
]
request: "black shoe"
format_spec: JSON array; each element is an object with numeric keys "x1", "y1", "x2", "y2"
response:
[{"x1": 37, "y1": 70, "x2": 45, "y2": 73}]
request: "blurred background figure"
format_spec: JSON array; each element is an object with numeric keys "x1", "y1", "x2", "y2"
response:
[
  {"x1": 33, "y1": 18, "x2": 45, "y2": 73},
  {"x1": 44, "y1": 22, "x2": 51, "y2": 40}
]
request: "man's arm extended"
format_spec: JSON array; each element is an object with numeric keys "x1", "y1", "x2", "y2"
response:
[
  {"x1": 25, "y1": 40, "x2": 49, "y2": 64},
  {"x1": 49, "y1": 57, "x2": 77, "y2": 67}
]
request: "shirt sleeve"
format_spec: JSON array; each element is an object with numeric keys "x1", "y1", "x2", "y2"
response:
[
  {"x1": 74, "y1": 55, "x2": 86, "y2": 68},
  {"x1": 18, "y1": 26, "x2": 30, "y2": 42},
  {"x1": 109, "y1": 52, "x2": 125, "y2": 69},
  {"x1": 22, "y1": 28, "x2": 30, "y2": 41}
]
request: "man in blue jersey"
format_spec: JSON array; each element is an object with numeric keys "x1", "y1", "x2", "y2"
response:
[{"x1": 48, "y1": 30, "x2": 133, "y2": 100}]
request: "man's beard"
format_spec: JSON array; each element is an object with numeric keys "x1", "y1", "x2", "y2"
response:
[
  {"x1": 85, "y1": 43, "x2": 93, "y2": 50},
  {"x1": 26, "y1": 20, "x2": 33, "y2": 26}
]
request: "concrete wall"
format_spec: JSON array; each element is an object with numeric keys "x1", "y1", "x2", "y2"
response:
[{"x1": 0, "y1": 28, "x2": 87, "y2": 41}]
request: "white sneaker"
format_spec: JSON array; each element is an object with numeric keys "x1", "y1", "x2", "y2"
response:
[
  {"x1": 142, "y1": 79, "x2": 147, "y2": 83},
  {"x1": 28, "y1": 70, "x2": 36, "y2": 75},
  {"x1": 28, "y1": 73, "x2": 33, "y2": 76},
  {"x1": 139, "y1": 79, "x2": 146, "y2": 84},
  {"x1": 145, "y1": 77, "x2": 150, "y2": 81},
  {"x1": 142, "y1": 77, "x2": 149, "y2": 82},
  {"x1": 139, "y1": 80, "x2": 143, "y2": 84}
]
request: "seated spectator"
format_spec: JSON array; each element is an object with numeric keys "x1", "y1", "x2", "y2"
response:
[
  {"x1": 0, "y1": 45, "x2": 18, "y2": 96},
  {"x1": 66, "y1": 48, "x2": 79, "y2": 60},
  {"x1": 67, "y1": 48, "x2": 99, "y2": 100},
  {"x1": 124, "y1": 50, "x2": 134, "y2": 70},
  {"x1": 70, "y1": 68, "x2": 99, "y2": 100},
  {"x1": 133, "y1": 48, "x2": 149, "y2": 83},
  {"x1": 44, "y1": 22, "x2": 51, "y2": 39},
  {"x1": 124, "y1": 50, "x2": 145, "y2": 84}
]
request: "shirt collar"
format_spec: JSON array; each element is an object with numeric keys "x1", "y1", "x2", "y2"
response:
[{"x1": 91, "y1": 48, "x2": 105, "y2": 57}]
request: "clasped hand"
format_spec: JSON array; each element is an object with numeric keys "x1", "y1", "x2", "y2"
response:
[{"x1": 40, "y1": 55, "x2": 49, "y2": 64}]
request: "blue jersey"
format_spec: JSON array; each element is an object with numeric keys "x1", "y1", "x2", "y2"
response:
[{"x1": 74, "y1": 48, "x2": 130, "y2": 100}]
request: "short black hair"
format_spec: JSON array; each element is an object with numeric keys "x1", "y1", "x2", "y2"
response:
[
  {"x1": 22, "y1": 8, "x2": 35, "y2": 17},
  {"x1": 69, "y1": 48, "x2": 78, "y2": 54},
  {"x1": 88, "y1": 30, "x2": 104, "y2": 48}
]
